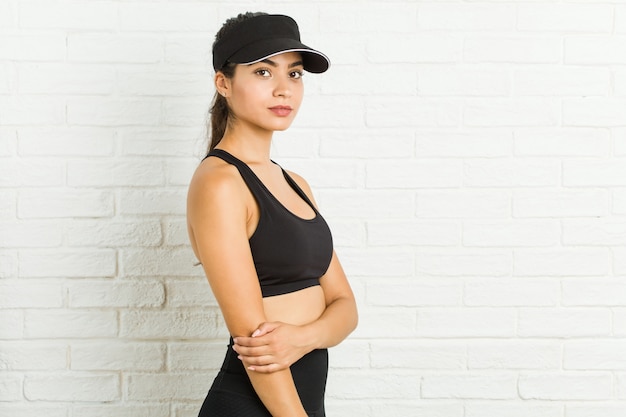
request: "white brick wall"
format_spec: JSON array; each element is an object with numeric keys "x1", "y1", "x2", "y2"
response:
[{"x1": 2, "y1": 0, "x2": 625, "y2": 415}]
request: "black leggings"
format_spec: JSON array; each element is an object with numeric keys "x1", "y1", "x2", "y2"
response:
[{"x1": 197, "y1": 339, "x2": 328, "y2": 417}]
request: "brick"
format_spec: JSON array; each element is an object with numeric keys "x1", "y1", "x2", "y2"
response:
[
  {"x1": 0, "y1": 63, "x2": 15, "y2": 95},
  {"x1": 367, "y1": 34, "x2": 462, "y2": 63},
  {"x1": 0, "y1": 341, "x2": 67, "y2": 370},
  {"x1": 165, "y1": 280, "x2": 217, "y2": 307},
  {"x1": 18, "y1": 127, "x2": 115, "y2": 156},
  {"x1": 464, "y1": 279, "x2": 559, "y2": 307},
  {"x1": 67, "y1": 219, "x2": 162, "y2": 247},
  {"x1": 328, "y1": 370, "x2": 421, "y2": 399},
  {"x1": 163, "y1": 218, "x2": 189, "y2": 246},
  {"x1": 19, "y1": 1, "x2": 116, "y2": 29},
  {"x1": 468, "y1": 341, "x2": 561, "y2": 369},
  {"x1": 416, "y1": 190, "x2": 511, "y2": 218},
  {"x1": 613, "y1": 309, "x2": 626, "y2": 336},
  {"x1": 327, "y1": 219, "x2": 366, "y2": 247},
  {"x1": 319, "y1": 129, "x2": 415, "y2": 159},
  {"x1": 174, "y1": 404, "x2": 204, "y2": 417},
  {"x1": 71, "y1": 341, "x2": 165, "y2": 371},
  {"x1": 514, "y1": 248, "x2": 608, "y2": 277},
  {"x1": 271, "y1": 128, "x2": 320, "y2": 158},
  {"x1": 422, "y1": 374, "x2": 517, "y2": 399},
  {"x1": 281, "y1": 158, "x2": 359, "y2": 188},
  {"x1": 418, "y1": 67, "x2": 509, "y2": 96},
  {"x1": 465, "y1": 37, "x2": 560, "y2": 63},
  {"x1": 166, "y1": 158, "x2": 197, "y2": 186},
  {"x1": 615, "y1": 128, "x2": 626, "y2": 156},
  {"x1": 464, "y1": 219, "x2": 559, "y2": 247},
  {"x1": 163, "y1": 98, "x2": 225, "y2": 127},
  {"x1": 0, "y1": 189, "x2": 15, "y2": 218},
  {"x1": 463, "y1": 158, "x2": 560, "y2": 187},
  {"x1": 518, "y1": 308, "x2": 611, "y2": 337},
  {"x1": 321, "y1": 4, "x2": 417, "y2": 33},
  {"x1": 464, "y1": 98, "x2": 559, "y2": 126},
  {"x1": 515, "y1": 128, "x2": 610, "y2": 157},
  {"x1": 67, "y1": 98, "x2": 161, "y2": 126},
  {"x1": 517, "y1": 4, "x2": 613, "y2": 32},
  {"x1": 165, "y1": 35, "x2": 213, "y2": 64},
  {"x1": 0, "y1": 373, "x2": 22, "y2": 400},
  {"x1": 351, "y1": 308, "x2": 416, "y2": 339},
  {"x1": 514, "y1": 67, "x2": 609, "y2": 96},
  {"x1": 566, "y1": 36, "x2": 626, "y2": 65},
  {"x1": 327, "y1": 340, "x2": 369, "y2": 369},
  {"x1": 566, "y1": 405, "x2": 626, "y2": 417},
  {"x1": 519, "y1": 373, "x2": 612, "y2": 400},
  {"x1": 415, "y1": 129, "x2": 512, "y2": 157},
  {"x1": 0, "y1": 1, "x2": 16, "y2": 31},
  {"x1": 24, "y1": 310, "x2": 118, "y2": 339},
  {"x1": 564, "y1": 340, "x2": 626, "y2": 370},
  {"x1": 368, "y1": 220, "x2": 460, "y2": 246},
  {"x1": 0, "y1": 250, "x2": 18, "y2": 279},
  {"x1": 417, "y1": 308, "x2": 516, "y2": 338},
  {"x1": 322, "y1": 64, "x2": 417, "y2": 96},
  {"x1": 366, "y1": 98, "x2": 461, "y2": 127},
  {"x1": 18, "y1": 189, "x2": 114, "y2": 218},
  {"x1": 73, "y1": 405, "x2": 168, "y2": 417},
  {"x1": 68, "y1": 281, "x2": 164, "y2": 308},
  {"x1": 121, "y1": 248, "x2": 201, "y2": 277},
  {"x1": 564, "y1": 159, "x2": 626, "y2": 186},
  {"x1": 370, "y1": 403, "x2": 464, "y2": 417},
  {"x1": 371, "y1": 340, "x2": 466, "y2": 369},
  {"x1": 317, "y1": 190, "x2": 414, "y2": 219},
  {"x1": 18, "y1": 63, "x2": 115, "y2": 95},
  {"x1": 339, "y1": 248, "x2": 414, "y2": 277},
  {"x1": 416, "y1": 249, "x2": 511, "y2": 277},
  {"x1": 18, "y1": 249, "x2": 116, "y2": 278},
  {"x1": 563, "y1": 279, "x2": 626, "y2": 306},
  {"x1": 419, "y1": 3, "x2": 514, "y2": 30},
  {"x1": 0, "y1": 96, "x2": 65, "y2": 125},
  {"x1": 296, "y1": 96, "x2": 367, "y2": 128},
  {"x1": 0, "y1": 35, "x2": 65, "y2": 61},
  {"x1": 513, "y1": 189, "x2": 608, "y2": 217},
  {"x1": 617, "y1": 70, "x2": 626, "y2": 97},
  {"x1": 564, "y1": 98, "x2": 626, "y2": 127},
  {"x1": 0, "y1": 158, "x2": 64, "y2": 186},
  {"x1": 119, "y1": 189, "x2": 187, "y2": 215},
  {"x1": 0, "y1": 281, "x2": 63, "y2": 308},
  {"x1": 119, "y1": 3, "x2": 215, "y2": 32},
  {"x1": 24, "y1": 374, "x2": 120, "y2": 401},
  {"x1": 118, "y1": 69, "x2": 210, "y2": 97},
  {"x1": 367, "y1": 278, "x2": 461, "y2": 307},
  {"x1": 120, "y1": 310, "x2": 225, "y2": 339},
  {"x1": 618, "y1": 373, "x2": 626, "y2": 398},
  {"x1": 366, "y1": 159, "x2": 461, "y2": 188},
  {"x1": 563, "y1": 219, "x2": 626, "y2": 246},
  {"x1": 0, "y1": 310, "x2": 22, "y2": 339},
  {"x1": 168, "y1": 341, "x2": 226, "y2": 370},
  {"x1": 0, "y1": 405, "x2": 67, "y2": 417},
  {"x1": 619, "y1": 5, "x2": 626, "y2": 33},
  {"x1": 0, "y1": 221, "x2": 64, "y2": 247},
  {"x1": 67, "y1": 159, "x2": 165, "y2": 187},
  {"x1": 615, "y1": 190, "x2": 626, "y2": 215},
  {"x1": 68, "y1": 34, "x2": 162, "y2": 63},
  {"x1": 120, "y1": 128, "x2": 204, "y2": 157},
  {"x1": 126, "y1": 373, "x2": 213, "y2": 400},
  {"x1": 614, "y1": 248, "x2": 626, "y2": 275},
  {"x1": 465, "y1": 404, "x2": 561, "y2": 417}
]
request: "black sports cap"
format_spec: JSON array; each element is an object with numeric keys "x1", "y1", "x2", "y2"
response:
[{"x1": 212, "y1": 14, "x2": 330, "y2": 74}]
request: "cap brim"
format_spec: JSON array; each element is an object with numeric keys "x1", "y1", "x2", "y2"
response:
[{"x1": 229, "y1": 38, "x2": 330, "y2": 74}]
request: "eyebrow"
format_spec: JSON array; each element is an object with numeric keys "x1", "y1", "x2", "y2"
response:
[{"x1": 259, "y1": 58, "x2": 304, "y2": 68}]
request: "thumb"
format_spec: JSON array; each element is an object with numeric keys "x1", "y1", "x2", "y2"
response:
[{"x1": 251, "y1": 321, "x2": 280, "y2": 337}]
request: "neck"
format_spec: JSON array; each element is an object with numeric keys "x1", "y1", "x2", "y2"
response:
[{"x1": 216, "y1": 121, "x2": 274, "y2": 165}]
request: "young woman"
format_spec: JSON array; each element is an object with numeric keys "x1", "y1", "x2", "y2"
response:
[{"x1": 186, "y1": 12, "x2": 358, "y2": 417}]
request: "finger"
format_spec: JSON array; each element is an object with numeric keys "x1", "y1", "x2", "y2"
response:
[
  {"x1": 238, "y1": 354, "x2": 274, "y2": 366},
  {"x1": 233, "y1": 336, "x2": 268, "y2": 347},
  {"x1": 247, "y1": 362, "x2": 289, "y2": 373},
  {"x1": 233, "y1": 345, "x2": 270, "y2": 357}
]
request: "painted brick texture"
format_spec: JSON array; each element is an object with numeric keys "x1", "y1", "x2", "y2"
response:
[{"x1": 2, "y1": 1, "x2": 626, "y2": 416}]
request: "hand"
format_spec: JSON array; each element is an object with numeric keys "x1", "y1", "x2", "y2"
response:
[{"x1": 233, "y1": 322, "x2": 311, "y2": 373}]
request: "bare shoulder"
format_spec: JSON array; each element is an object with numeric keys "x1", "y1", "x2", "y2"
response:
[
  {"x1": 285, "y1": 169, "x2": 315, "y2": 200},
  {"x1": 187, "y1": 156, "x2": 246, "y2": 215}
]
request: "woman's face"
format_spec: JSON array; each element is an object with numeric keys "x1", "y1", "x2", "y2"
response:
[{"x1": 222, "y1": 52, "x2": 305, "y2": 133}]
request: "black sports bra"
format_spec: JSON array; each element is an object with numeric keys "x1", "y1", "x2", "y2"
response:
[{"x1": 205, "y1": 149, "x2": 334, "y2": 297}]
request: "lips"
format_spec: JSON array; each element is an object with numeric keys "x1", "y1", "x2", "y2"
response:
[{"x1": 269, "y1": 105, "x2": 293, "y2": 117}]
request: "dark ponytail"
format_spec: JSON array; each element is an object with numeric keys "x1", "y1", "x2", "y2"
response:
[
  {"x1": 207, "y1": 11, "x2": 268, "y2": 153},
  {"x1": 208, "y1": 63, "x2": 236, "y2": 152}
]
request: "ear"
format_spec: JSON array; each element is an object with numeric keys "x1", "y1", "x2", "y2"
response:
[{"x1": 214, "y1": 72, "x2": 232, "y2": 98}]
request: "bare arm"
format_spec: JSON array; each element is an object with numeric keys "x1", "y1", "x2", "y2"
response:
[{"x1": 187, "y1": 163, "x2": 308, "y2": 417}]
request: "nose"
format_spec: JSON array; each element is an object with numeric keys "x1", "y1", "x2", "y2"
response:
[{"x1": 273, "y1": 76, "x2": 292, "y2": 98}]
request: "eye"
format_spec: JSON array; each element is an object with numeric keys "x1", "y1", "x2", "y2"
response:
[
  {"x1": 290, "y1": 70, "x2": 304, "y2": 79},
  {"x1": 255, "y1": 68, "x2": 271, "y2": 77}
]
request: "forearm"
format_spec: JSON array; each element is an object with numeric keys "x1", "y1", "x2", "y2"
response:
[
  {"x1": 303, "y1": 295, "x2": 358, "y2": 350},
  {"x1": 246, "y1": 367, "x2": 307, "y2": 417}
]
